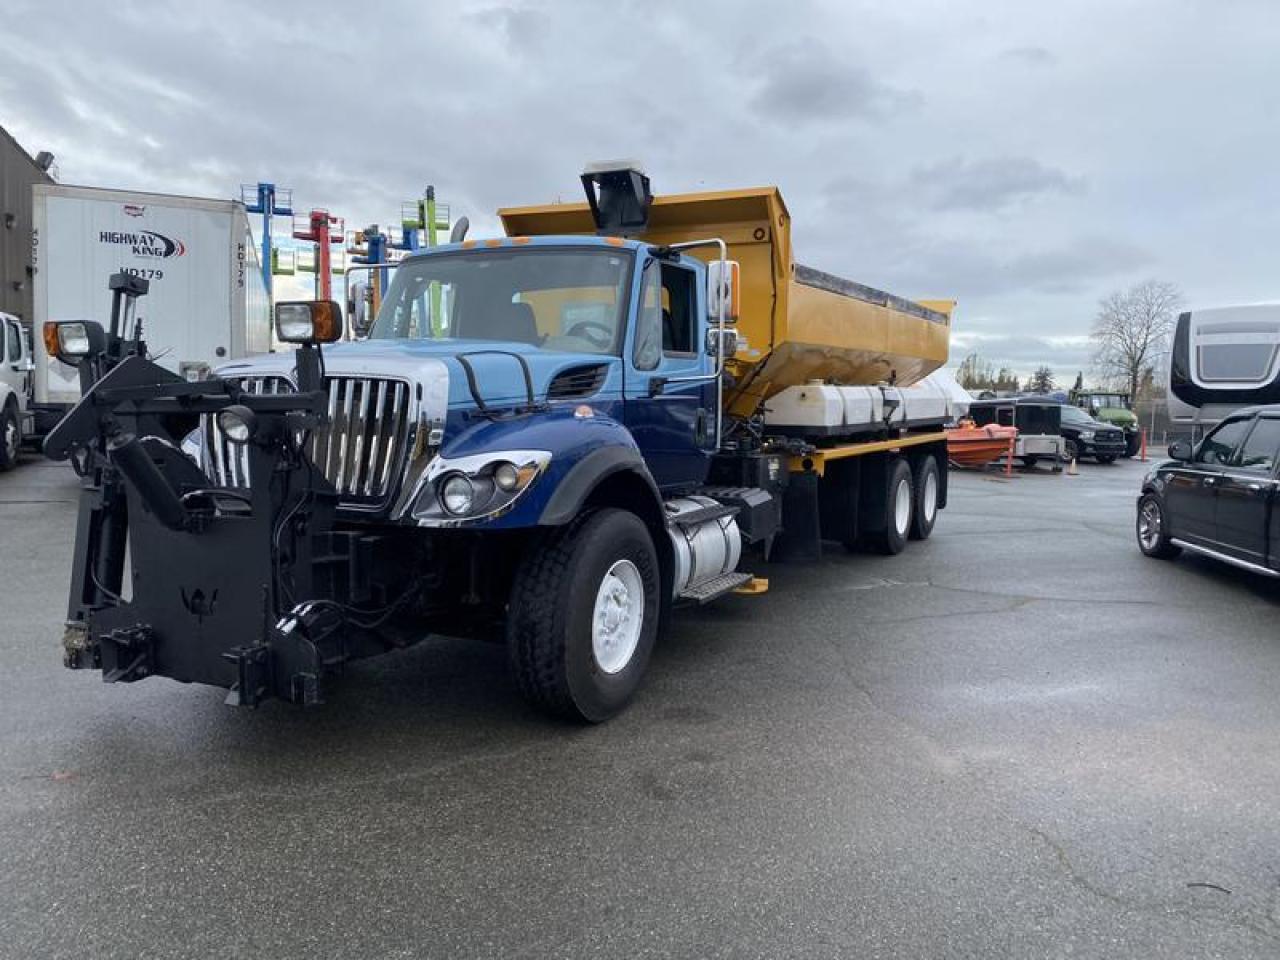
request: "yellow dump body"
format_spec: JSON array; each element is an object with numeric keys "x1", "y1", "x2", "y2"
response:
[{"x1": 498, "y1": 187, "x2": 951, "y2": 417}]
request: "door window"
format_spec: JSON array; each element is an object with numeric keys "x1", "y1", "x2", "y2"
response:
[
  {"x1": 1232, "y1": 418, "x2": 1280, "y2": 473},
  {"x1": 7, "y1": 323, "x2": 21, "y2": 364},
  {"x1": 660, "y1": 264, "x2": 696, "y2": 356},
  {"x1": 1196, "y1": 417, "x2": 1252, "y2": 465},
  {"x1": 632, "y1": 260, "x2": 661, "y2": 371}
]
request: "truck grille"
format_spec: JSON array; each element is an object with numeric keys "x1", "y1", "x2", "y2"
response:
[{"x1": 204, "y1": 375, "x2": 416, "y2": 506}]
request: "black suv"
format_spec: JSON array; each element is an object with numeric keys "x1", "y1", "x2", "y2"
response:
[
  {"x1": 1058, "y1": 403, "x2": 1127, "y2": 463},
  {"x1": 1136, "y1": 405, "x2": 1280, "y2": 577}
]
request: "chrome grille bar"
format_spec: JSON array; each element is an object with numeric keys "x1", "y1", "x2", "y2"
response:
[{"x1": 202, "y1": 374, "x2": 415, "y2": 507}]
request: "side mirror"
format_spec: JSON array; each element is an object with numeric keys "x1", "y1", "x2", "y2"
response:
[
  {"x1": 705, "y1": 327, "x2": 740, "y2": 358},
  {"x1": 275, "y1": 300, "x2": 343, "y2": 344},
  {"x1": 1168, "y1": 440, "x2": 1193, "y2": 461},
  {"x1": 43, "y1": 320, "x2": 106, "y2": 365},
  {"x1": 706, "y1": 259, "x2": 740, "y2": 323}
]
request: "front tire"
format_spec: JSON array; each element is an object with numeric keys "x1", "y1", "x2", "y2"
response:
[
  {"x1": 1096, "y1": 454, "x2": 1116, "y2": 465},
  {"x1": 1136, "y1": 494, "x2": 1180, "y2": 559},
  {"x1": 0, "y1": 403, "x2": 19, "y2": 471},
  {"x1": 507, "y1": 509, "x2": 660, "y2": 722},
  {"x1": 1062, "y1": 438, "x2": 1079, "y2": 462}
]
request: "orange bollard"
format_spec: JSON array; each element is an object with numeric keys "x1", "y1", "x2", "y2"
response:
[{"x1": 1140, "y1": 427, "x2": 1148, "y2": 462}]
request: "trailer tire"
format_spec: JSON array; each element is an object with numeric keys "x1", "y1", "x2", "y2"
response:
[
  {"x1": 0, "y1": 402, "x2": 19, "y2": 472},
  {"x1": 871, "y1": 458, "x2": 913, "y2": 555},
  {"x1": 909, "y1": 456, "x2": 939, "y2": 541},
  {"x1": 507, "y1": 508, "x2": 660, "y2": 723}
]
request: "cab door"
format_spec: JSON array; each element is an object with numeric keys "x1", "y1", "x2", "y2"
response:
[
  {"x1": 1, "y1": 317, "x2": 30, "y2": 411},
  {"x1": 623, "y1": 256, "x2": 715, "y2": 492},
  {"x1": 1165, "y1": 416, "x2": 1252, "y2": 543},
  {"x1": 1213, "y1": 416, "x2": 1280, "y2": 566}
]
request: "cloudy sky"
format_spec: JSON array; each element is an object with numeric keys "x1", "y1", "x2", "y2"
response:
[{"x1": 2, "y1": 0, "x2": 1277, "y2": 380}]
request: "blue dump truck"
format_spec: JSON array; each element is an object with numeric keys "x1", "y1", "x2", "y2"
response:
[{"x1": 45, "y1": 164, "x2": 965, "y2": 721}]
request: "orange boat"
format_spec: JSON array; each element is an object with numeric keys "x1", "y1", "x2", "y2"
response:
[{"x1": 946, "y1": 419, "x2": 1018, "y2": 467}]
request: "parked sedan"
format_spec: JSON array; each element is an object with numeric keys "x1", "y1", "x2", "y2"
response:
[
  {"x1": 1058, "y1": 403, "x2": 1128, "y2": 463},
  {"x1": 1136, "y1": 405, "x2": 1280, "y2": 577}
]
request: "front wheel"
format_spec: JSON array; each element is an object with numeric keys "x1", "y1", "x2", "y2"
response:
[
  {"x1": 1136, "y1": 494, "x2": 1180, "y2": 559},
  {"x1": 1096, "y1": 454, "x2": 1117, "y2": 465},
  {"x1": 1062, "y1": 438, "x2": 1079, "y2": 462},
  {"x1": 507, "y1": 509, "x2": 660, "y2": 722},
  {"x1": 0, "y1": 404, "x2": 19, "y2": 471}
]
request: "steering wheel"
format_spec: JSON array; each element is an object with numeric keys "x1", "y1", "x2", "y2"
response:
[{"x1": 564, "y1": 320, "x2": 614, "y2": 349}]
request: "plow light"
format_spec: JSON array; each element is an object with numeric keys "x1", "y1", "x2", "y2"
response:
[
  {"x1": 43, "y1": 320, "x2": 105, "y2": 364},
  {"x1": 440, "y1": 473, "x2": 476, "y2": 516},
  {"x1": 216, "y1": 405, "x2": 258, "y2": 445},
  {"x1": 275, "y1": 300, "x2": 343, "y2": 344}
]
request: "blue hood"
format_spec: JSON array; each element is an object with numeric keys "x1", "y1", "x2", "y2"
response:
[{"x1": 320, "y1": 338, "x2": 622, "y2": 409}]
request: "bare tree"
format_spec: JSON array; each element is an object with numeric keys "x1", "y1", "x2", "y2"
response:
[{"x1": 1092, "y1": 280, "x2": 1181, "y2": 399}]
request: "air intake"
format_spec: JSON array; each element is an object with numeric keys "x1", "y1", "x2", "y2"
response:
[{"x1": 547, "y1": 364, "x2": 608, "y2": 401}]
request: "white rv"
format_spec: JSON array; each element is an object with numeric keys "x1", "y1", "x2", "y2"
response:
[{"x1": 1168, "y1": 304, "x2": 1280, "y2": 435}]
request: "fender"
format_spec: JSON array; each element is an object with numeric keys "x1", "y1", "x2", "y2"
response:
[{"x1": 539, "y1": 443, "x2": 663, "y2": 526}]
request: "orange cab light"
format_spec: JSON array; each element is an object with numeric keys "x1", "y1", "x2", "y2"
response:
[{"x1": 42, "y1": 322, "x2": 59, "y2": 357}]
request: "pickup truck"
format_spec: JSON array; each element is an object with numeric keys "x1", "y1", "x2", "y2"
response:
[{"x1": 1136, "y1": 405, "x2": 1280, "y2": 577}]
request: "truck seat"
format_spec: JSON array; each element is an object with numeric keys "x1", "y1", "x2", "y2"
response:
[{"x1": 467, "y1": 302, "x2": 539, "y2": 343}]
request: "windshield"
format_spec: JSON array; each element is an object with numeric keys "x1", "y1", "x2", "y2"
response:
[
  {"x1": 1060, "y1": 405, "x2": 1095, "y2": 425},
  {"x1": 1087, "y1": 394, "x2": 1126, "y2": 408},
  {"x1": 368, "y1": 247, "x2": 633, "y2": 355}
]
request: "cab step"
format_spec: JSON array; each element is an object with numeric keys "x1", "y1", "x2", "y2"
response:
[{"x1": 677, "y1": 571, "x2": 754, "y2": 604}]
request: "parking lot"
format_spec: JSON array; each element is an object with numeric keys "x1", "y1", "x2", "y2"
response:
[{"x1": 2, "y1": 453, "x2": 1279, "y2": 958}]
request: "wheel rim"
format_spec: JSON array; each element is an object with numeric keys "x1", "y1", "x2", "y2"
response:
[
  {"x1": 894, "y1": 476, "x2": 911, "y2": 535},
  {"x1": 591, "y1": 559, "x2": 644, "y2": 675},
  {"x1": 922, "y1": 470, "x2": 938, "y2": 524},
  {"x1": 1138, "y1": 500, "x2": 1162, "y2": 550},
  {"x1": 2, "y1": 417, "x2": 16, "y2": 460}
]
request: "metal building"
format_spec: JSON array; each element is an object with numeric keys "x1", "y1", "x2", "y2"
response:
[{"x1": 0, "y1": 124, "x2": 54, "y2": 324}]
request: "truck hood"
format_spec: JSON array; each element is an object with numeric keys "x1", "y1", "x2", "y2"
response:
[
  {"x1": 217, "y1": 339, "x2": 622, "y2": 414},
  {"x1": 1095, "y1": 407, "x2": 1138, "y2": 426}
]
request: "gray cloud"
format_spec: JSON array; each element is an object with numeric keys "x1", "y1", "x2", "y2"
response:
[
  {"x1": 1000, "y1": 45, "x2": 1056, "y2": 65},
  {"x1": 749, "y1": 39, "x2": 918, "y2": 123},
  {"x1": 1, "y1": 0, "x2": 1273, "y2": 380},
  {"x1": 912, "y1": 156, "x2": 1084, "y2": 211}
]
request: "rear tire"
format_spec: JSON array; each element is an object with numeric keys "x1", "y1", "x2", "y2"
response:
[
  {"x1": 1021, "y1": 455, "x2": 1039, "y2": 468},
  {"x1": 507, "y1": 509, "x2": 660, "y2": 722},
  {"x1": 909, "y1": 456, "x2": 939, "y2": 541},
  {"x1": 872, "y1": 458, "x2": 913, "y2": 555},
  {"x1": 0, "y1": 403, "x2": 19, "y2": 472},
  {"x1": 1136, "y1": 494, "x2": 1180, "y2": 559}
]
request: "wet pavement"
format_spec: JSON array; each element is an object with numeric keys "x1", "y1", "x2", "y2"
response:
[{"x1": 2, "y1": 451, "x2": 1279, "y2": 958}]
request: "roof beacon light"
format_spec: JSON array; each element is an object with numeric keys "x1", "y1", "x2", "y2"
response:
[{"x1": 580, "y1": 161, "x2": 652, "y2": 236}]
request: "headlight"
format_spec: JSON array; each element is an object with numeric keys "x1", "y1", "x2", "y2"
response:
[
  {"x1": 216, "y1": 405, "x2": 257, "y2": 445},
  {"x1": 1079, "y1": 430, "x2": 1094, "y2": 440},
  {"x1": 414, "y1": 450, "x2": 551, "y2": 524},
  {"x1": 440, "y1": 473, "x2": 476, "y2": 515}
]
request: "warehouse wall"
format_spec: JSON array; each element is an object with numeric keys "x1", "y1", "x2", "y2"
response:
[{"x1": 0, "y1": 125, "x2": 53, "y2": 324}]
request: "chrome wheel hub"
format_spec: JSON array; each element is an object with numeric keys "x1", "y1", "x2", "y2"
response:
[
  {"x1": 1138, "y1": 500, "x2": 1161, "y2": 550},
  {"x1": 894, "y1": 477, "x2": 911, "y2": 535},
  {"x1": 592, "y1": 559, "x2": 644, "y2": 674},
  {"x1": 923, "y1": 471, "x2": 938, "y2": 523}
]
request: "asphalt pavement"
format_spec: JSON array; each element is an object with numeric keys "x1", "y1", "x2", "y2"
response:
[{"x1": 2, "y1": 451, "x2": 1279, "y2": 959}]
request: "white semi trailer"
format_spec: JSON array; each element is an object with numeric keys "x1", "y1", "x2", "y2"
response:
[{"x1": 30, "y1": 184, "x2": 270, "y2": 436}]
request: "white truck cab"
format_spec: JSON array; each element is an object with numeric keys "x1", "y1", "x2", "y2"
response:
[{"x1": 0, "y1": 312, "x2": 33, "y2": 469}]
